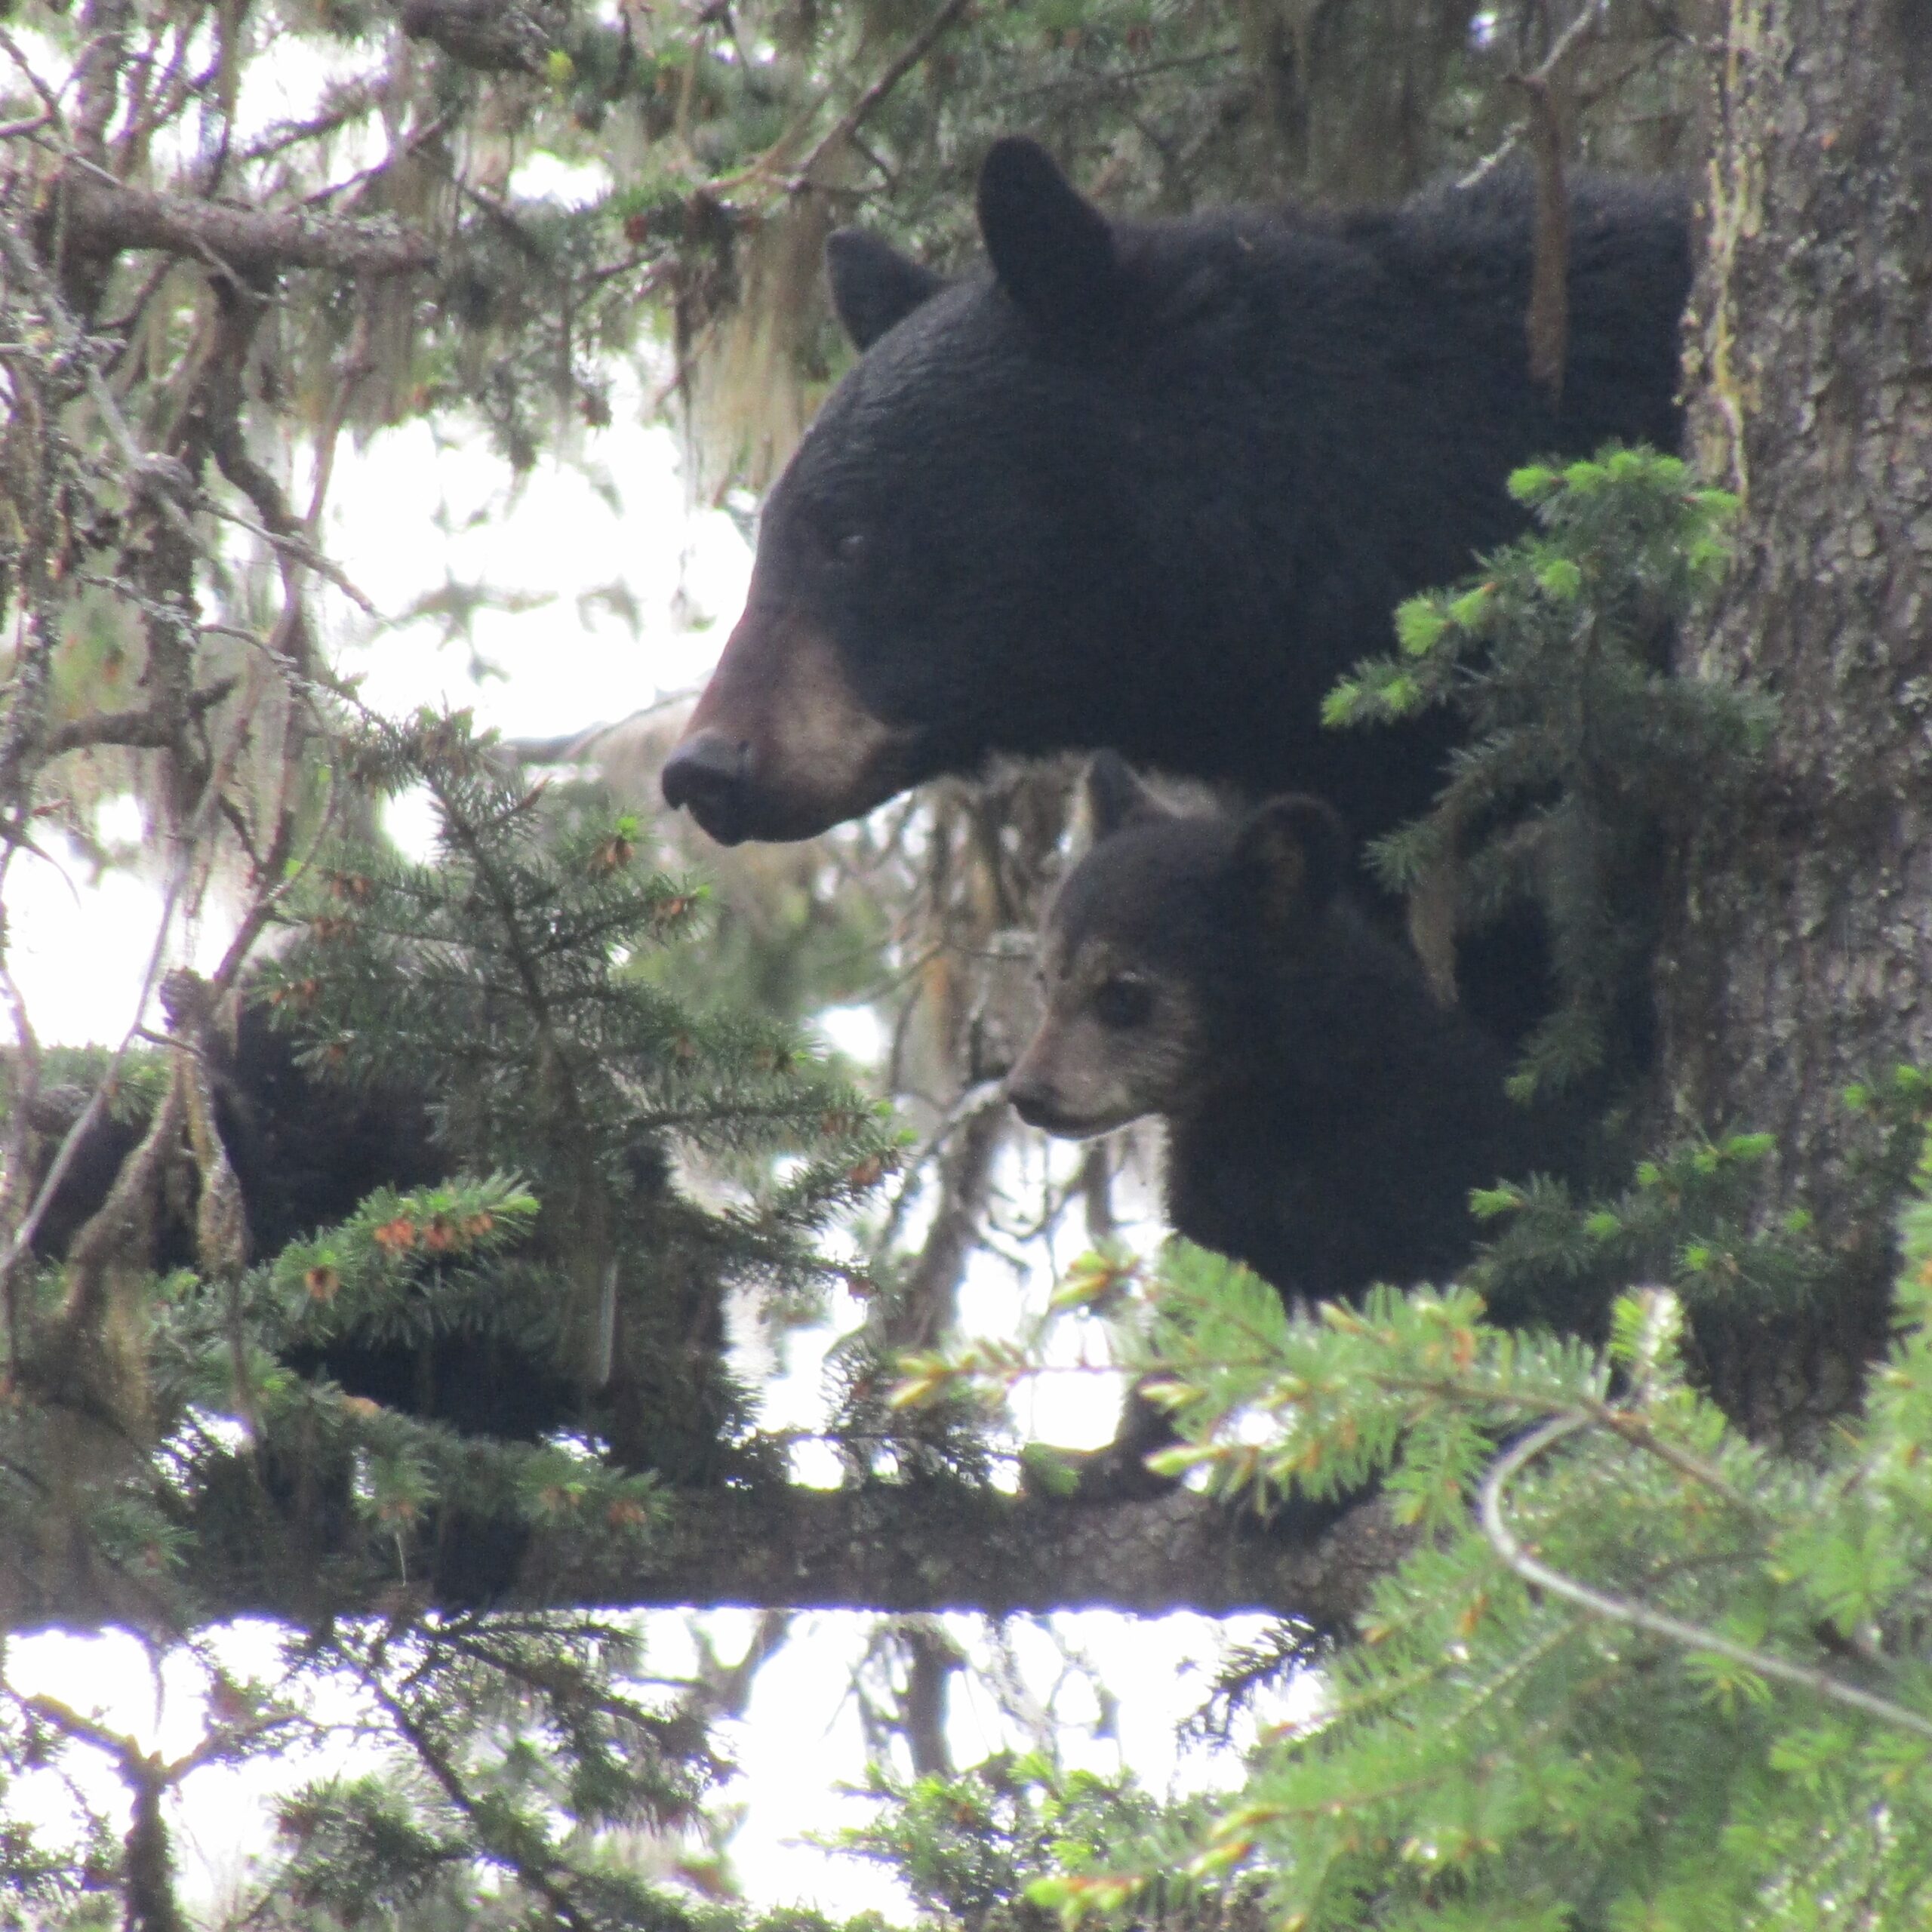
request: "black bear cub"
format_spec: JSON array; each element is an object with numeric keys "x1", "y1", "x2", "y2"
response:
[{"x1": 1008, "y1": 756, "x2": 1588, "y2": 1312}]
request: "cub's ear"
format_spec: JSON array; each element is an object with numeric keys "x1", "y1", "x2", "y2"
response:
[
  {"x1": 826, "y1": 230, "x2": 944, "y2": 351},
  {"x1": 977, "y1": 137, "x2": 1120, "y2": 337},
  {"x1": 1234, "y1": 795, "x2": 1349, "y2": 927},
  {"x1": 1084, "y1": 752, "x2": 1167, "y2": 838}
]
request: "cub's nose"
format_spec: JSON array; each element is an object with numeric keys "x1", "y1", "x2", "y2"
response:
[{"x1": 661, "y1": 731, "x2": 751, "y2": 844}]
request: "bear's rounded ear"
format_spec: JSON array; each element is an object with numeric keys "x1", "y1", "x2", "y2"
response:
[
  {"x1": 826, "y1": 230, "x2": 944, "y2": 351},
  {"x1": 977, "y1": 137, "x2": 1119, "y2": 337},
  {"x1": 1234, "y1": 795, "x2": 1349, "y2": 928},
  {"x1": 1084, "y1": 752, "x2": 1165, "y2": 838}
]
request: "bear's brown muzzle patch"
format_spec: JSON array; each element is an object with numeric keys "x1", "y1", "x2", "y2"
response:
[{"x1": 663, "y1": 606, "x2": 918, "y2": 844}]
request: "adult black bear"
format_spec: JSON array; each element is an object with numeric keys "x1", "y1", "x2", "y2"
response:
[
  {"x1": 662, "y1": 139, "x2": 1688, "y2": 868},
  {"x1": 1006, "y1": 757, "x2": 1592, "y2": 1325}
]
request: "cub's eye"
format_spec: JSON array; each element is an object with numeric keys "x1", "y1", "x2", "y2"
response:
[
  {"x1": 823, "y1": 527, "x2": 867, "y2": 566},
  {"x1": 1091, "y1": 976, "x2": 1152, "y2": 1029}
]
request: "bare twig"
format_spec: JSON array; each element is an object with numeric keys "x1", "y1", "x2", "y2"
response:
[
  {"x1": 230, "y1": 81, "x2": 385, "y2": 168},
  {"x1": 1510, "y1": 70, "x2": 1570, "y2": 401},
  {"x1": 70, "y1": 0, "x2": 134, "y2": 164},
  {"x1": 1460, "y1": 0, "x2": 1612, "y2": 187},
  {"x1": 0, "y1": 845, "x2": 43, "y2": 1380},
  {"x1": 0, "y1": 27, "x2": 68, "y2": 130},
  {"x1": 0, "y1": 851, "x2": 190, "y2": 1285},
  {"x1": 874, "y1": 1077, "x2": 1009, "y2": 1257},
  {"x1": 198, "y1": 497, "x2": 381, "y2": 616},
  {"x1": 710, "y1": 0, "x2": 971, "y2": 202},
  {"x1": 0, "y1": 219, "x2": 205, "y2": 552},
  {"x1": 787, "y1": 0, "x2": 973, "y2": 194},
  {"x1": 1479, "y1": 1416, "x2": 1932, "y2": 1741}
]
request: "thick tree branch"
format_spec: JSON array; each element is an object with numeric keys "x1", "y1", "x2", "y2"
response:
[
  {"x1": 42, "y1": 681, "x2": 238, "y2": 757},
  {"x1": 1510, "y1": 70, "x2": 1570, "y2": 404},
  {"x1": 2, "y1": 1483, "x2": 1404, "y2": 1638},
  {"x1": 15, "y1": 1693, "x2": 190, "y2": 1932},
  {"x1": 59, "y1": 167, "x2": 435, "y2": 275},
  {"x1": 393, "y1": 0, "x2": 571, "y2": 75},
  {"x1": 1460, "y1": 0, "x2": 1613, "y2": 186}
]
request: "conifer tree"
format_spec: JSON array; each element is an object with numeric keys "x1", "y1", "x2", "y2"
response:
[
  {"x1": 5, "y1": 1, "x2": 1930, "y2": 1925},
  {"x1": 1, "y1": 705, "x2": 900, "y2": 1925}
]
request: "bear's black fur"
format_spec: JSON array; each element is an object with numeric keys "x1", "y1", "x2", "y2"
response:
[
  {"x1": 663, "y1": 137, "x2": 1687, "y2": 891},
  {"x1": 20, "y1": 1001, "x2": 578, "y2": 1438},
  {"x1": 15, "y1": 1008, "x2": 571, "y2": 1602},
  {"x1": 1008, "y1": 757, "x2": 1594, "y2": 1322},
  {"x1": 22, "y1": 999, "x2": 443, "y2": 1270}
]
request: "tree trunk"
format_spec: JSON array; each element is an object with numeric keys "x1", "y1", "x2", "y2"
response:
[{"x1": 1662, "y1": 0, "x2": 1932, "y2": 1438}]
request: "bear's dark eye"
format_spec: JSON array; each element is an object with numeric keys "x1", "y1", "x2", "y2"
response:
[
  {"x1": 1091, "y1": 976, "x2": 1152, "y2": 1029},
  {"x1": 822, "y1": 526, "x2": 867, "y2": 567}
]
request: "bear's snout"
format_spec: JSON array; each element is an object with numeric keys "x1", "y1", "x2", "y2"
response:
[{"x1": 661, "y1": 730, "x2": 754, "y2": 844}]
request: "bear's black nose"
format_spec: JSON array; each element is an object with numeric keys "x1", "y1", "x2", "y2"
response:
[
  {"x1": 1006, "y1": 1077, "x2": 1066, "y2": 1135},
  {"x1": 661, "y1": 731, "x2": 751, "y2": 844}
]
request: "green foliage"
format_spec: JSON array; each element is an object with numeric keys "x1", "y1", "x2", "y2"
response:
[
  {"x1": 0, "y1": 709, "x2": 903, "y2": 1930},
  {"x1": 1005, "y1": 1167, "x2": 1932, "y2": 1930},
  {"x1": 235, "y1": 706, "x2": 897, "y2": 1497},
  {"x1": 0, "y1": 8, "x2": 1766, "y2": 1928},
  {"x1": 263, "y1": 1616, "x2": 721, "y2": 1932},
  {"x1": 836, "y1": 1753, "x2": 1252, "y2": 1932},
  {"x1": 0, "y1": 705, "x2": 901, "y2": 1601},
  {"x1": 1469, "y1": 1128, "x2": 1829, "y2": 1331},
  {"x1": 1472, "y1": 1067, "x2": 1932, "y2": 1336},
  {"x1": 0, "y1": 1044, "x2": 169, "y2": 1130},
  {"x1": 1327, "y1": 448, "x2": 1767, "y2": 1096},
  {"x1": 274, "y1": 709, "x2": 894, "y2": 1233}
]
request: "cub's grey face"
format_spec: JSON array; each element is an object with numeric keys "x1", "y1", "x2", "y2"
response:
[
  {"x1": 1006, "y1": 924, "x2": 1208, "y2": 1140},
  {"x1": 1007, "y1": 754, "x2": 1231, "y2": 1140},
  {"x1": 1005, "y1": 752, "x2": 1350, "y2": 1142}
]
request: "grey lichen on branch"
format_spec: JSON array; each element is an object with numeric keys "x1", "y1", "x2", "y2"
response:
[{"x1": 57, "y1": 165, "x2": 437, "y2": 276}]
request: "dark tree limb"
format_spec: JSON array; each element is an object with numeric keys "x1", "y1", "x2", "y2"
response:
[
  {"x1": 580, "y1": 1477, "x2": 1405, "y2": 1632},
  {"x1": 59, "y1": 166, "x2": 435, "y2": 275},
  {"x1": 1, "y1": 1482, "x2": 1405, "y2": 1638},
  {"x1": 69, "y1": 0, "x2": 134, "y2": 164},
  {"x1": 899, "y1": 1620, "x2": 964, "y2": 1776},
  {"x1": 17, "y1": 1695, "x2": 189, "y2": 1932},
  {"x1": 393, "y1": 0, "x2": 571, "y2": 74},
  {"x1": 886, "y1": 1095, "x2": 1007, "y2": 1352},
  {"x1": 43, "y1": 681, "x2": 238, "y2": 758},
  {"x1": 1660, "y1": 0, "x2": 1932, "y2": 1441},
  {"x1": 1460, "y1": 0, "x2": 1611, "y2": 185}
]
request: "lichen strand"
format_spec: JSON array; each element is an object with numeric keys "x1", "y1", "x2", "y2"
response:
[{"x1": 1665, "y1": 0, "x2": 1932, "y2": 1438}]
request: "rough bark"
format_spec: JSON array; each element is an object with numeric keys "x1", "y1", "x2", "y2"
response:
[
  {"x1": 1663, "y1": 0, "x2": 1932, "y2": 1437},
  {"x1": 2, "y1": 1483, "x2": 1403, "y2": 1639},
  {"x1": 57, "y1": 170, "x2": 436, "y2": 275},
  {"x1": 393, "y1": 0, "x2": 571, "y2": 73}
]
